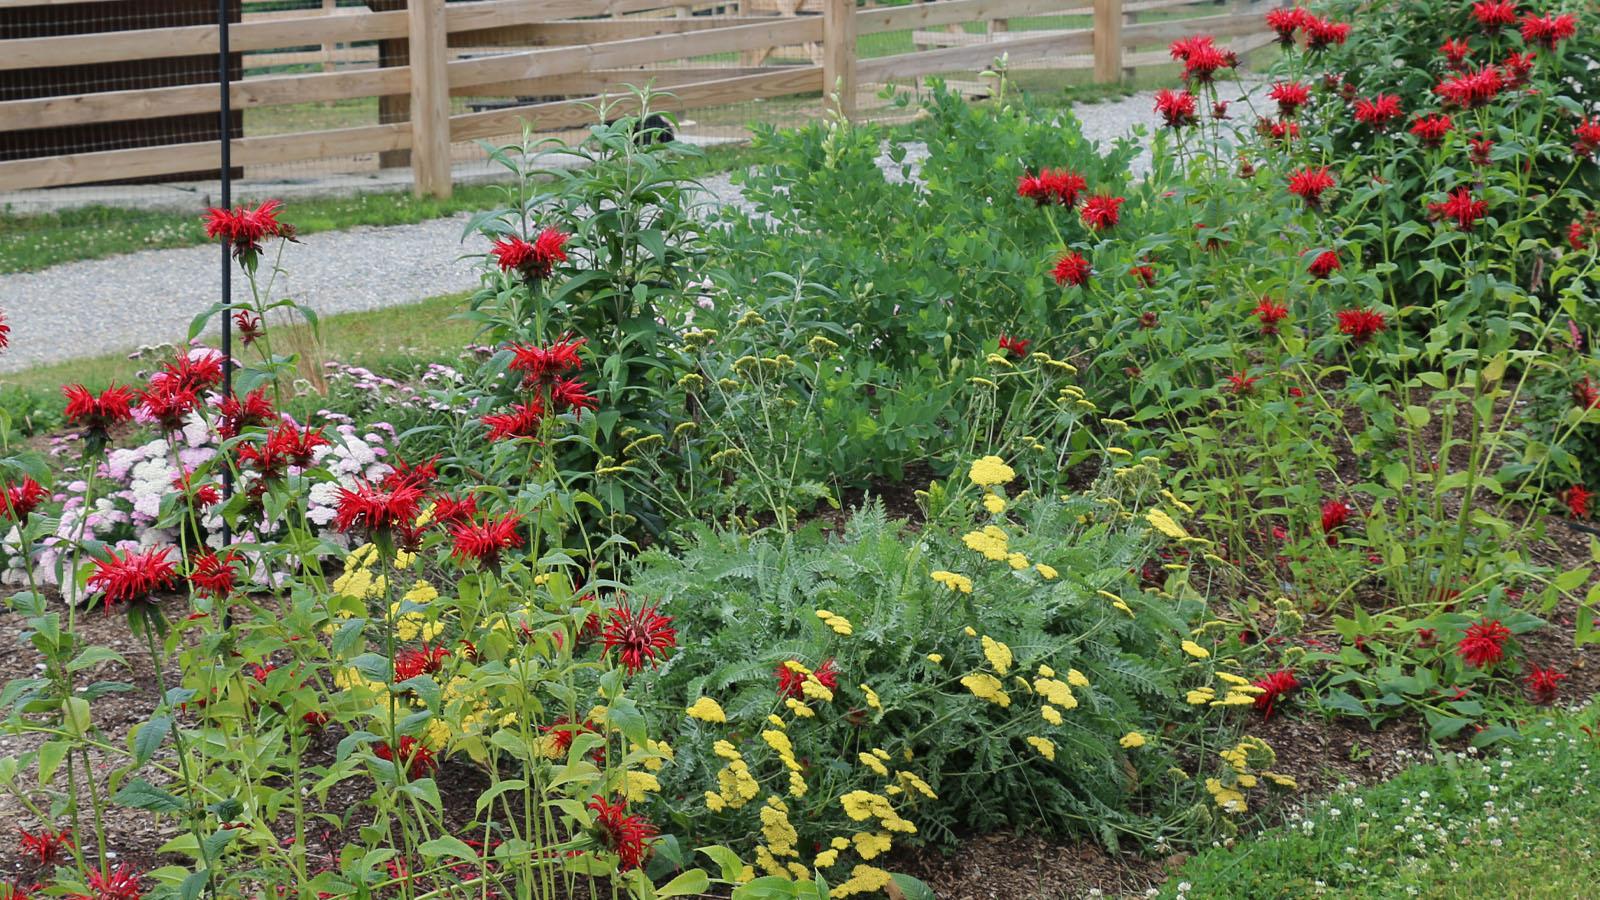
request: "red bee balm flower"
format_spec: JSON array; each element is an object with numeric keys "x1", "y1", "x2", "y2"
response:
[
  {"x1": 1079, "y1": 194, "x2": 1125, "y2": 231},
  {"x1": 1337, "y1": 308, "x2": 1387, "y2": 343},
  {"x1": 1269, "y1": 81, "x2": 1311, "y2": 117},
  {"x1": 87, "y1": 546, "x2": 178, "y2": 611},
  {"x1": 491, "y1": 227, "x2": 569, "y2": 279},
  {"x1": 601, "y1": 604, "x2": 676, "y2": 675},
  {"x1": 997, "y1": 334, "x2": 1030, "y2": 358},
  {"x1": 1353, "y1": 94, "x2": 1404, "y2": 130},
  {"x1": 332, "y1": 481, "x2": 424, "y2": 535},
  {"x1": 1524, "y1": 666, "x2": 1568, "y2": 705},
  {"x1": 1307, "y1": 250, "x2": 1342, "y2": 279},
  {"x1": 1225, "y1": 372, "x2": 1257, "y2": 395},
  {"x1": 1573, "y1": 118, "x2": 1600, "y2": 159},
  {"x1": 449, "y1": 514, "x2": 525, "y2": 566},
  {"x1": 18, "y1": 828, "x2": 72, "y2": 865},
  {"x1": 1435, "y1": 67, "x2": 1504, "y2": 108},
  {"x1": 1428, "y1": 187, "x2": 1489, "y2": 229},
  {"x1": 1253, "y1": 298, "x2": 1289, "y2": 335},
  {"x1": 430, "y1": 493, "x2": 479, "y2": 526},
  {"x1": 1, "y1": 478, "x2": 49, "y2": 522},
  {"x1": 587, "y1": 795, "x2": 657, "y2": 872},
  {"x1": 482, "y1": 401, "x2": 546, "y2": 442},
  {"x1": 1051, "y1": 252, "x2": 1092, "y2": 287},
  {"x1": 63, "y1": 384, "x2": 134, "y2": 432},
  {"x1": 234, "y1": 310, "x2": 263, "y2": 346},
  {"x1": 79, "y1": 863, "x2": 144, "y2": 900},
  {"x1": 1439, "y1": 38, "x2": 1472, "y2": 66},
  {"x1": 204, "y1": 199, "x2": 285, "y2": 258},
  {"x1": 777, "y1": 658, "x2": 839, "y2": 699},
  {"x1": 1169, "y1": 34, "x2": 1236, "y2": 83},
  {"x1": 1016, "y1": 168, "x2": 1087, "y2": 207},
  {"x1": 1265, "y1": 7, "x2": 1306, "y2": 44},
  {"x1": 1129, "y1": 264, "x2": 1156, "y2": 286},
  {"x1": 1470, "y1": 0, "x2": 1517, "y2": 33},
  {"x1": 1153, "y1": 89, "x2": 1198, "y2": 128},
  {"x1": 373, "y1": 736, "x2": 436, "y2": 780},
  {"x1": 1303, "y1": 16, "x2": 1351, "y2": 51},
  {"x1": 549, "y1": 377, "x2": 598, "y2": 418},
  {"x1": 394, "y1": 646, "x2": 451, "y2": 682},
  {"x1": 1408, "y1": 113, "x2": 1454, "y2": 146},
  {"x1": 188, "y1": 550, "x2": 242, "y2": 599},
  {"x1": 1252, "y1": 670, "x2": 1300, "y2": 720},
  {"x1": 1287, "y1": 167, "x2": 1335, "y2": 209},
  {"x1": 1520, "y1": 12, "x2": 1576, "y2": 49},
  {"x1": 0, "y1": 308, "x2": 8, "y2": 352},
  {"x1": 1321, "y1": 499, "x2": 1353, "y2": 534},
  {"x1": 1456, "y1": 618, "x2": 1512, "y2": 668},
  {"x1": 508, "y1": 337, "x2": 586, "y2": 388},
  {"x1": 1562, "y1": 485, "x2": 1591, "y2": 519},
  {"x1": 216, "y1": 388, "x2": 275, "y2": 440}
]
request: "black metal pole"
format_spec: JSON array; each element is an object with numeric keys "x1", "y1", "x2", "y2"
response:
[{"x1": 219, "y1": 1, "x2": 235, "y2": 628}]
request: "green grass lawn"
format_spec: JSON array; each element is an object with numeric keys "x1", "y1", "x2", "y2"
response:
[{"x1": 1156, "y1": 711, "x2": 1600, "y2": 899}]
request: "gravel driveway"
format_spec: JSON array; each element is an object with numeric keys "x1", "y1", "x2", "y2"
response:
[{"x1": 0, "y1": 88, "x2": 1207, "y2": 373}]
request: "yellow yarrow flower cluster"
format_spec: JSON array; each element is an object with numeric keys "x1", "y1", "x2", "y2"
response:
[
  {"x1": 1206, "y1": 736, "x2": 1295, "y2": 813},
  {"x1": 1185, "y1": 669, "x2": 1265, "y2": 708},
  {"x1": 980, "y1": 636, "x2": 1013, "y2": 674},
  {"x1": 832, "y1": 865, "x2": 894, "y2": 897},
  {"x1": 858, "y1": 748, "x2": 891, "y2": 777},
  {"x1": 1097, "y1": 589, "x2": 1136, "y2": 616},
  {"x1": 1145, "y1": 508, "x2": 1191, "y2": 540},
  {"x1": 686, "y1": 697, "x2": 727, "y2": 723},
  {"x1": 960, "y1": 673, "x2": 1011, "y2": 708},
  {"x1": 814, "y1": 609, "x2": 854, "y2": 636},
  {"x1": 931, "y1": 570, "x2": 973, "y2": 593},
  {"x1": 754, "y1": 797, "x2": 807, "y2": 880},
  {"x1": 961, "y1": 524, "x2": 1011, "y2": 561},
  {"x1": 1119, "y1": 731, "x2": 1147, "y2": 749},
  {"x1": 968, "y1": 455, "x2": 1016, "y2": 487},
  {"x1": 839, "y1": 791, "x2": 916, "y2": 833},
  {"x1": 1025, "y1": 736, "x2": 1056, "y2": 760}
]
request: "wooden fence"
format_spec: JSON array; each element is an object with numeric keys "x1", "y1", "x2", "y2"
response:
[{"x1": 0, "y1": 0, "x2": 1281, "y2": 196}]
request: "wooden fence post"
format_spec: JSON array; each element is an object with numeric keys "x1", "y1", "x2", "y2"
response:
[
  {"x1": 823, "y1": 0, "x2": 857, "y2": 120},
  {"x1": 1093, "y1": 0, "x2": 1123, "y2": 85},
  {"x1": 408, "y1": 0, "x2": 451, "y2": 198}
]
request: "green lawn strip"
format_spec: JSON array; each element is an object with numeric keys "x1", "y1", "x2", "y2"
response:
[{"x1": 1157, "y1": 712, "x2": 1600, "y2": 899}]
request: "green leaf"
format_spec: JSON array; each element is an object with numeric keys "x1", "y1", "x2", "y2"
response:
[
  {"x1": 891, "y1": 874, "x2": 938, "y2": 900},
  {"x1": 114, "y1": 777, "x2": 187, "y2": 814},
  {"x1": 698, "y1": 845, "x2": 746, "y2": 882},
  {"x1": 656, "y1": 869, "x2": 712, "y2": 898},
  {"x1": 606, "y1": 697, "x2": 649, "y2": 747},
  {"x1": 37, "y1": 740, "x2": 70, "y2": 787},
  {"x1": 419, "y1": 835, "x2": 478, "y2": 863},
  {"x1": 134, "y1": 715, "x2": 172, "y2": 766}
]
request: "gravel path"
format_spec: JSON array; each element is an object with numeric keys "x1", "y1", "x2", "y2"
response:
[{"x1": 0, "y1": 89, "x2": 1194, "y2": 373}]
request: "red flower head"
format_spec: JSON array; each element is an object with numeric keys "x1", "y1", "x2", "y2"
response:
[
  {"x1": 188, "y1": 550, "x2": 242, "y2": 600},
  {"x1": 154, "y1": 351, "x2": 224, "y2": 395},
  {"x1": 601, "y1": 604, "x2": 676, "y2": 675},
  {"x1": 1269, "y1": 81, "x2": 1312, "y2": 117},
  {"x1": 1524, "y1": 665, "x2": 1568, "y2": 704},
  {"x1": 77, "y1": 863, "x2": 144, "y2": 900},
  {"x1": 1520, "y1": 12, "x2": 1576, "y2": 49},
  {"x1": 1572, "y1": 376, "x2": 1599, "y2": 409},
  {"x1": 482, "y1": 401, "x2": 546, "y2": 442},
  {"x1": 586, "y1": 795, "x2": 657, "y2": 872},
  {"x1": 777, "y1": 658, "x2": 839, "y2": 700},
  {"x1": 216, "y1": 388, "x2": 275, "y2": 440},
  {"x1": 18, "y1": 828, "x2": 72, "y2": 865},
  {"x1": 1051, "y1": 251, "x2": 1092, "y2": 287},
  {"x1": 491, "y1": 227, "x2": 569, "y2": 279},
  {"x1": 1337, "y1": 308, "x2": 1387, "y2": 343},
  {"x1": 233, "y1": 310, "x2": 264, "y2": 347},
  {"x1": 1265, "y1": 7, "x2": 1306, "y2": 44},
  {"x1": 1252, "y1": 298, "x2": 1289, "y2": 335},
  {"x1": 333, "y1": 480, "x2": 424, "y2": 535},
  {"x1": 373, "y1": 736, "x2": 436, "y2": 780},
  {"x1": 382, "y1": 454, "x2": 440, "y2": 492},
  {"x1": 1435, "y1": 66, "x2": 1505, "y2": 108},
  {"x1": 1154, "y1": 89, "x2": 1199, "y2": 128},
  {"x1": 1287, "y1": 166, "x2": 1336, "y2": 209},
  {"x1": 0, "y1": 308, "x2": 8, "y2": 352},
  {"x1": 1439, "y1": 37, "x2": 1472, "y2": 67},
  {"x1": 1470, "y1": 0, "x2": 1518, "y2": 33},
  {"x1": 172, "y1": 470, "x2": 221, "y2": 509},
  {"x1": 1321, "y1": 499, "x2": 1353, "y2": 534},
  {"x1": 1562, "y1": 484, "x2": 1591, "y2": 519},
  {"x1": 1307, "y1": 249, "x2": 1342, "y2": 279},
  {"x1": 508, "y1": 337, "x2": 586, "y2": 389},
  {"x1": 1258, "y1": 118, "x2": 1302, "y2": 142},
  {"x1": 1353, "y1": 94, "x2": 1404, "y2": 130},
  {"x1": 204, "y1": 199, "x2": 286, "y2": 259},
  {"x1": 240, "y1": 420, "x2": 328, "y2": 478},
  {"x1": 1017, "y1": 168, "x2": 1087, "y2": 207},
  {"x1": 63, "y1": 384, "x2": 135, "y2": 434},
  {"x1": 429, "y1": 493, "x2": 479, "y2": 527},
  {"x1": 1211, "y1": 100, "x2": 1231, "y2": 120},
  {"x1": 1252, "y1": 669, "x2": 1300, "y2": 720},
  {"x1": 1469, "y1": 134, "x2": 1496, "y2": 165},
  {"x1": 541, "y1": 716, "x2": 601, "y2": 759},
  {"x1": 1500, "y1": 51, "x2": 1536, "y2": 87},
  {"x1": 1169, "y1": 34, "x2": 1236, "y2": 83},
  {"x1": 1129, "y1": 264, "x2": 1156, "y2": 287},
  {"x1": 1456, "y1": 618, "x2": 1512, "y2": 668},
  {"x1": 87, "y1": 546, "x2": 178, "y2": 611},
  {"x1": 449, "y1": 514, "x2": 525, "y2": 566},
  {"x1": 1079, "y1": 194, "x2": 1126, "y2": 231},
  {"x1": 1303, "y1": 16, "x2": 1351, "y2": 51},
  {"x1": 1225, "y1": 372, "x2": 1257, "y2": 395},
  {"x1": 549, "y1": 377, "x2": 598, "y2": 418},
  {"x1": 1408, "y1": 113, "x2": 1454, "y2": 147},
  {"x1": 136, "y1": 380, "x2": 201, "y2": 433},
  {"x1": 1428, "y1": 187, "x2": 1489, "y2": 229},
  {"x1": 1573, "y1": 117, "x2": 1600, "y2": 159},
  {"x1": 394, "y1": 645, "x2": 451, "y2": 682},
  {"x1": 1, "y1": 478, "x2": 49, "y2": 523},
  {"x1": 997, "y1": 334, "x2": 1030, "y2": 358}
]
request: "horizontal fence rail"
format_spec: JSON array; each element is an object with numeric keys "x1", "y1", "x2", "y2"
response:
[{"x1": 0, "y1": 0, "x2": 1282, "y2": 194}]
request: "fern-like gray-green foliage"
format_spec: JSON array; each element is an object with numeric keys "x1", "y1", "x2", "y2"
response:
[{"x1": 629, "y1": 495, "x2": 1218, "y2": 853}]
